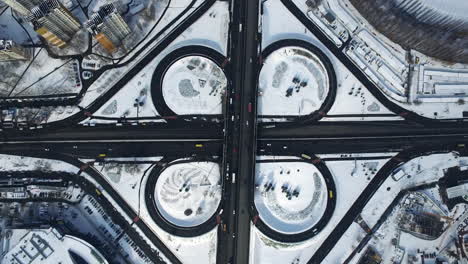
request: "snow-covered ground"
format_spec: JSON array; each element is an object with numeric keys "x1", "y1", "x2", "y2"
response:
[
  {"x1": 260, "y1": 0, "x2": 403, "y2": 122},
  {"x1": 255, "y1": 161, "x2": 328, "y2": 234},
  {"x1": 344, "y1": 189, "x2": 467, "y2": 264},
  {"x1": 155, "y1": 161, "x2": 221, "y2": 227},
  {"x1": 91, "y1": 160, "x2": 159, "y2": 210},
  {"x1": 250, "y1": 154, "x2": 393, "y2": 264},
  {"x1": 161, "y1": 227, "x2": 218, "y2": 264},
  {"x1": 0, "y1": 154, "x2": 220, "y2": 263},
  {"x1": 0, "y1": 154, "x2": 80, "y2": 173},
  {"x1": 323, "y1": 151, "x2": 468, "y2": 263},
  {"x1": 162, "y1": 56, "x2": 226, "y2": 115},
  {"x1": 80, "y1": 71, "x2": 162, "y2": 126},
  {"x1": 1, "y1": 0, "x2": 230, "y2": 127},
  {"x1": 361, "y1": 152, "x2": 461, "y2": 227},
  {"x1": 0, "y1": 49, "x2": 81, "y2": 98},
  {"x1": 258, "y1": 47, "x2": 329, "y2": 116},
  {"x1": 0, "y1": 154, "x2": 177, "y2": 263},
  {"x1": 81, "y1": 1, "x2": 229, "y2": 125},
  {"x1": 292, "y1": 0, "x2": 468, "y2": 120},
  {"x1": 250, "y1": 152, "x2": 468, "y2": 263},
  {"x1": 0, "y1": 0, "x2": 89, "y2": 99},
  {"x1": 89, "y1": 157, "x2": 219, "y2": 264}
]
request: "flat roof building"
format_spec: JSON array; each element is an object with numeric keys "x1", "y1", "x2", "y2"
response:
[
  {"x1": 1, "y1": 227, "x2": 109, "y2": 264},
  {"x1": 447, "y1": 183, "x2": 468, "y2": 199}
]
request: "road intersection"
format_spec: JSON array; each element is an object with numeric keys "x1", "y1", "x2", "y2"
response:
[{"x1": 1, "y1": 0, "x2": 468, "y2": 263}]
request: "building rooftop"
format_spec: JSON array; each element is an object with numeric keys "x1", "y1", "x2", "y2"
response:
[{"x1": 1, "y1": 227, "x2": 109, "y2": 264}]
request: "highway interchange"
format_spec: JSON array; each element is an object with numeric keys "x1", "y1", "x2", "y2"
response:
[{"x1": 1, "y1": 0, "x2": 468, "y2": 264}]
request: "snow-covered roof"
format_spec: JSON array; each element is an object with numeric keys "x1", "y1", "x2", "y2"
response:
[
  {"x1": 447, "y1": 183, "x2": 468, "y2": 199},
  {"x1": 1, "y1": 227, "x2": 108, "y2": 264}
]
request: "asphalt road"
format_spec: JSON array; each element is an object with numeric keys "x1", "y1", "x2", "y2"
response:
[
  {"x1": 51, "y1": 153, "x2": 183, "y2": 264},
  {"x1": 279, "y1": 0, "x2": 468, "y2": 126},
  {"x1": 0, "y1": 124, "x2": 223, "y2": 142},
  {"x1": 0, "y1": 140, "x2": 223, "y2": 159},
  {"x1": 1, "y1": 0, "x2": 217, "y2": 130},
  {"x1": 0, "y1": 155, "x2": 176, "y2": 264},
  {"x1": 219, "y1": 0, "x2": 260, "y2": 263},
  {"x1": 252, "y1": 158, "x2": 337, "y2": 243},
  {"x1": 233, "y1": 0, "x2": 260, "y2": 263},
  {"x1": 2, "y1": 132, "x2": 467, "y2": 159},
  {"x1": 306, "y1": 145, "x2": 466, "y2": 263},
  {"x1": 259, "y1": 135, "x2": 468, "y2": 155},
  {"x1": 144, "y1": 157, "x2": 223, "y2": 237},
  {"x1": 260, "y1": 121, "x2": 468, "y2": 138},
  {"x1": 5, "y1": 121, "x2": 468, "y2": 142},
  {"x1": 3, "y1": 0, "x2": 468, "y2": 263}
]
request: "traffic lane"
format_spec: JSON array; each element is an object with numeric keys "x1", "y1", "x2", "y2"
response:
[
  {"x1": 258, "y1": 136, "x2": 468, "y2": 155},
  {"x1": 2, "y1": 151, "x2": 184, "y2": 264},
  {"x1": 278, "y1": 0, "x2": 468, "y2": 125},
  {"x1": 0, "y1": 155, "x2": 174, "y2": 264},
  {"x1": 251, "y1": 158, "x2": 337, "y2": 243},
  {"x1": 24, "y1": 0, "x2": 216, "y2": 131},
  {"x1": 233, "y1": 3, "x2": 260, "y2": 264},
  {"x1": 144, "y1": 157, "x2": 224, "y2": 237},
  {"x1": 67, "y1": 155, "x2": 184, "y2": 264},
  {"x1": 8, "y1": 121, "x2": 468, "y2": 143},
  {"x1": 1, "y1": 124, "x2": 223, "y2": 142},
  {"x1": 219, "y1": 0, "x2": 259, "y2": 262},
  {"x1": 307, "y1": 145, "x2": 466, "y2": 263},
  {"x1": 259, "y1": 122, "x2": 468, "y2": 138},
  {"x1": 0, "y1": 141, "x2": 223, "y2": 159},
  {"x1": 307, "y1": 157, "x2": 401, "y2": 263}
]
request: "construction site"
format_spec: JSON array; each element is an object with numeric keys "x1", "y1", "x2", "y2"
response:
[{"x1": 352, "y1": 187, "x2": 464, "y2": 264}]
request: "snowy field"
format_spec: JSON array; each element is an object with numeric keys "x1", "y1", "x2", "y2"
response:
[
  {"x1": 250, "y1": 154, "x2": 395, "y2": 264},
  {"x1": 258, "y1": 47, "x2": 329, "y2": 116},
  {"x1": 155, "y1": 161, "x2": 222, "y2": 227},
  {"x1": 255, "y1": 161, "x2": 328, "y2": 234},
  {"x1": 0, "y1": 0, "x2": 87, "y2": 99},
  {"x1": 323, "y1": 151, "x2": 468, "y2": 263},
  {"x1": 94, "y1": 81, "x2": 159, "y2": 121},
  {"x1": 89, "y1": 157, "x2": 219, "y2": 264},
  {"x1": 81, "y1": 1, "x2": 229, "y2": 125},
  {"x1": 340, "y1": 189, "x2": 467, "y2": 263},
  {"x1": 292, "y1": 0, "x2": 468, "y2": 120},
  {"x1": 0, "y1": 155, "x2": 169, "y2": 263},
  {"x1": 260, "y1": 0, "x2": 402, "y2": 122},
  {"x1": 162, "y1": 56, "x2": 227, "y2": 115},
  {"x1": 0, "y1": 49, "x2": 81, "y2": 98}
]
